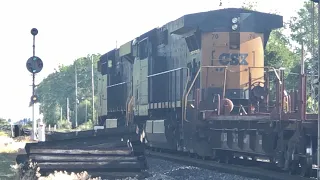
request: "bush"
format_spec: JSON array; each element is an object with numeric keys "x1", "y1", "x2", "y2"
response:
[
  {"x1": 57, "y1": 119, "x2": 71, "y2": 130},
  {"x1": 77, "y1": 120, "x2": 94, "y2": 130},
  {"x1": 0, "y1": 119, "x2": 8, "y2": 125},
  {"x1": 23, "y1": 121, "x2": 32, "y2": 129}
]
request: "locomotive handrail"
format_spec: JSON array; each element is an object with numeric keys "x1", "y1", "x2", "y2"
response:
[
  {"x1": 107, "y1": 81, "x2": 131, "y2": 88},
  {"x1": 146, "y1": 67, "x2": 189, "y2": 78},
  {"x1": 146, "y1": 67, "x2": 191, "y2": 127},
  {"x1": 249, "y1": 66, "x2": 283, "y2": 84},
  {"x1": 126, "y1": 96, "x2": 134, "y2": 126},
  {"x1": 182, "y1": 66, "x2": 228, "y2": 123}
]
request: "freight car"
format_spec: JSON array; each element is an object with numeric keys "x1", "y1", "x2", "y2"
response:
[{"x1": 97, "y1": 8, "x2": 318, "y2": 177}]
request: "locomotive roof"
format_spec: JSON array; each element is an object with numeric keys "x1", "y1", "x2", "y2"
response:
[
  {"x1": 100, "y1": 8, "x2": 283, "y2": 59},
  {"x1": 167, "y1": 8, "x2": 283, "y2": 34}
]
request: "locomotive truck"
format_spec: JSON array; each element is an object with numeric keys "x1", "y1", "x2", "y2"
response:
[{"x1": 97, "y1": 8, "x2": 317, "y2": 177}]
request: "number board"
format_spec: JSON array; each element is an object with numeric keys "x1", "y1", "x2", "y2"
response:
[{"x1": 26, "y1": 56, "x2": 43, "y2": 74}]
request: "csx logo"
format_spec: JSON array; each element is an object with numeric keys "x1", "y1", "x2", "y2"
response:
[{"x1": 218, "y1": 53, "x2": 248, "y2": 66}]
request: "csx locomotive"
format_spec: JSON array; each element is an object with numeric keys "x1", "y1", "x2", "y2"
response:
[{"x1": 97, "y1": 8, "x2": 317, "y2": 177}]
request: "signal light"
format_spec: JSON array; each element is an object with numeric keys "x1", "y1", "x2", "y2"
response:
[
  {"x1": 26, "y1": 56, "x2": 43, "y2": 74},
  {"x1": 30, "y1": 95, "x2": 38, "y2": 104},
  {"x1": 31, "y1": 28, "x2": 38, "y2": 36}
]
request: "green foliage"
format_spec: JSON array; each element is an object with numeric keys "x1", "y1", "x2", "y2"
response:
[
  {"x1": 240, "y1": 0, "x2": 306, "y2": 109},
  {"x1": 0, "y1": 118, "x2": 8, "y2": 125},
  {"x1": 265, "y1": 30, "x2": 299, "y2": 69},
  {"x1": 77, "y1": 120, "x2": 94, "y2": 131},
  {"x1": 57, "y1": 119, "x2": 72, "y2": 129},
  {"x1": 289, "y1": 1, "x2": 318, "y2": 52},
  {"x1": 289, "y1": 1, "x2": 318, "y2": 112},
  {"x1": 36, "y1": 54, "x2": 101, "y2": 127},
  {"x1": 265, "y1": 29, "x2": 300, "y2": 90},
  {"x1": 241, "y1": 0, "x2": 258, "y2": 10}
]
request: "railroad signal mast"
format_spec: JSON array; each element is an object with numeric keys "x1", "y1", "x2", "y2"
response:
[{"x1": 26, "y1": 28, "x2": 43, "y2": 141}]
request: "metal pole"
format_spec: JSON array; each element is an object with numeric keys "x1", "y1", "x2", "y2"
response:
[
  {"x1": 317, "y1": 2, "x2": 320, "y2": 179},
  {"x1": 75, "y1": 63, "x2": 78, "y2": 127},
  {"x1": 32, "y1": 35, "x2": 36, "y2": 141},
  {"x1": 91, "y1": 55, "x2": 95, "y2": 124},
  {"x1": 85, "y1": 100, "x2": 88, "y2": 122},
  {"x1": 67, "y1": 98, "x2": 70, "y2": 123}
]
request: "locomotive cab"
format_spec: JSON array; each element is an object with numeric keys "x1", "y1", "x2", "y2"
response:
[{"x1": 190, "y1": 10, "x2": 283, "y2": 115}]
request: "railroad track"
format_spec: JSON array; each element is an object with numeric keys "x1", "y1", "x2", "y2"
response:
[
  {"x1": 17, "y1": 128, "x2": 317, "y2": 180},
  {"x1": 145, "y1": 148, "x2": 314, "y2": 180}
]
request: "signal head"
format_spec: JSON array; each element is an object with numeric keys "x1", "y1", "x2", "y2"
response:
[
  {"x1": 31, "y1": 28, "x2": 38, "y2": 36},
  {"x1": 26, "y1": 56, "x2": 43, "y2": 74},
  {"x1": 31, "y1": 95, "x2": 38, "y2": 104}
]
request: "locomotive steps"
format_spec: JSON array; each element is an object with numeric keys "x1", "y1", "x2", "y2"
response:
[{"x1": 16, "y1": 127, "x2": 149, "y2": 179}]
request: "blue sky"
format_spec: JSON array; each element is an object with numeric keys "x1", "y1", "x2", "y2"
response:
[{"x1": 0, "y1": 0, "x2": 305, "y2": 121}]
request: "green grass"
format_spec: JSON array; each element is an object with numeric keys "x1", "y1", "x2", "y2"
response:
[
  {"x1": 0, "y1": 153, "x2": 20, "y2": 180},
  {"x1": 0, "y1": 131, "x2": 8, "y2": 137}
]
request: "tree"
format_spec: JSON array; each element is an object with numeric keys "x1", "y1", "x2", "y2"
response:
[
  {"x1": 265, "y1": 29, "x2": 300, "y2": 90},
  {"x1": 289, "y1": 1, "x2": 319, "y2": 112},
  {"x1": 240, "y1": 0, "x2": 301, "y2": 103},
  {"x1": 36, "y1": 54, "x2": 101, "y2": 127},
  {"x1": 241, "y1": 0, "x2": 258, "y2": 10},
  {"x1": 289, "y1": 1, "x2": 318, "y2": 53}
]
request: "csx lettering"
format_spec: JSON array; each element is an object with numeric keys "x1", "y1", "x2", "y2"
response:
[{"x1": 218, "y1": 53, "x2": 248, "y2": 66}]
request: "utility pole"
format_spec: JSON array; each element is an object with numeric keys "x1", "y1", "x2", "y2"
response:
[
  {"x1": 60, "y1": 107, "x2": 62, "y2": 127},
  {"x1": 91, "y1": 55, "x2": 95, "y2": 124},
  {"x1": 310, "y1": 1, "x2": 320, "y2": 179},
  {"x1": 316, "y1": 1, "x2": 320, "y2": 179},
  {"x1": 318, "y1": 2, "x2": 320, "y2": 179},
  {"x1": 67, "y1": 98, "x2": 70, "y2": 123},
  {"x1": 75, "y1": 63, "x2": 78, "y2": 128},
  {"x1": 85, "y1": 100, "x2": 88, "y2": 122},
  {"x1": 311, "y1": 1, "x2": 318, "y2": 112}
]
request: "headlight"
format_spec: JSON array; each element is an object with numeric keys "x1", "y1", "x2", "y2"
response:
[
  {"x1": 232, "y1": 24, "x2": 238, "y2": 30},
  {"x1": 232, "y1": 17, "x2": 238, "y2": 23}
]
